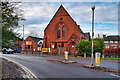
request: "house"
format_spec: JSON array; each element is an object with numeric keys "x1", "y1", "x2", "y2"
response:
[
  {"x1": 103, "y1": 35, "x2": 120, "y2": 57},
  {"x1": 22, "y1": 36, "x2": 43, "y2": 52},
  {"x1": 43, "y1": 5, "x2": 88, "y2": 54},
  {"x1": 103, "y1": 35, "x2": 120, "y2": 49}
]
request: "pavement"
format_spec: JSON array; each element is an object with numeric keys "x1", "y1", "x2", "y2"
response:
[{"x1": 0, "y1": 52, "x2": 120, "y2": 79}]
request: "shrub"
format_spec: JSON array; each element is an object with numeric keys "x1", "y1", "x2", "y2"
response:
[{"x1": 75, "y1": 40, "x2": 91, "y2": 57}]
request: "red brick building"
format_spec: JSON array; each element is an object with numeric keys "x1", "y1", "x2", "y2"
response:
[
  {"x1": 43, "y1": 5, "x2": 88, "y2": 54},
  {"x1": 103, "y1": 35, "x2": 120, "y2": 57},
  {"x1": 22, "y1": 36, "x2": 43, "y2": 52}
]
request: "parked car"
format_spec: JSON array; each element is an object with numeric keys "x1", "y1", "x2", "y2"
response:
[
  {"x1": 2, "y1": 48, "x2": 7, "y2": 54},
  {"x1": 2, "y1": 48, "x2": 14, "y2": 54}
]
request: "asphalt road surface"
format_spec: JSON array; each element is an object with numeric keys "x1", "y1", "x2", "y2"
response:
[{"x1": 0, "y1": 53, "x2": 119, "y2": 78}]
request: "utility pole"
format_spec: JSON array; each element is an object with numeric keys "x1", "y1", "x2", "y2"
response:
[{"x1": 91, "y1": 6, "x2": 95, "y2": 66}]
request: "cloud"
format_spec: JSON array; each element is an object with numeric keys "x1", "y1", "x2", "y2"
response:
[
  {"x1": 96, "y1": 27, "x2": 112, "y2": 30},
  {"x1": 7, "y1": 0, "x2": 120, "y2": 2},
  {"x1": 15, "y1": 2, "x2": 118, "y2": 39},
  {"x1": 21, "y1": 3, "x2": 57, "y2": 20},
  {"x1": 67, "y1": 2, "x2": 118, "y2": 24},
  {"x1": 14, "y1": 23, "x2": 48, "y2": 39}
]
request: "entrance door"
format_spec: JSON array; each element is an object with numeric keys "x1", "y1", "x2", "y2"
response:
[{"x1": 71, "y1": 42, "x2": 76, "y2": 53}]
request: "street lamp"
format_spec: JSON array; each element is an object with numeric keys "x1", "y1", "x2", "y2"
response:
[
  {"x1": 91, "y1": 6, "x2": 95, "y2": 66},
  {"x1": 23, "y1": 25, "x2": 24, "y2": 54}
]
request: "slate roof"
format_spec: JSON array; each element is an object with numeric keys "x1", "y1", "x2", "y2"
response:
[
  {"x1": 84, "y1": 33, "x2": 90, "y2": 41},
  {"x1": 29, "y1": 36, "x2": 43, "y2": 43},
  {"x1": 104, "y1": 35, "x2": 120, "y2": 41},
  {"x1": 80, "y1": 29, "x2": 87, "y2": 37}
]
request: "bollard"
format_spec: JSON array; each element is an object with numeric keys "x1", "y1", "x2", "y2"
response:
[
  {"x1": 64, "y1": 51, "x2": 68, "y2": 61},
  {"x1": 84, "y1": 53, "x2": 86, "y2": 58},
  {"x1": 95, "y1": 52, "x2": 101, "y2": 66}
]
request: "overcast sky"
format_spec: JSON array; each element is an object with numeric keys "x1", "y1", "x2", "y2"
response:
[{"x1": 14, "y1": 2, "x2": 119, "y2": 39}]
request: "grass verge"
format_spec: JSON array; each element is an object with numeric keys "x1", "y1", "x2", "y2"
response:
[{"x1": 101, "y1": 57, "x2": 120, "y2": 60}]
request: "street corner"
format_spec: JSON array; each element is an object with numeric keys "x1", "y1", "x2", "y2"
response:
[{"x1": 2, "y1": 57, "x2": 38, "y2": 79}]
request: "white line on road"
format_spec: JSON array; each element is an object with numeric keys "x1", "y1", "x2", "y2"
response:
[{"x1": 110, "y1": 73, "x2": 120, "y2": 78}]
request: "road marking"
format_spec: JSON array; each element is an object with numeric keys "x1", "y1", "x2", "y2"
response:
[
  {"x1": 110, "y1": 73, "x2": 120, "y2": 78},
  {"x1": 1, "y1": 57, "x2": 38, "y2": 79}
]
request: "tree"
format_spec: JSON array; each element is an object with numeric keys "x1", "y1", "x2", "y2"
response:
[
  {"x1": 93, "y1": 38, "x2": 105, "y2": 54},
  {"x1": 75, "y1": 40, "x2": 91, "y2": 56},
  {"x1": 75, "y1": 38, "x2": 105, "y2": 57},
  {"x1": 1, "y1": 1, "x2": 25, "y2": 48}
]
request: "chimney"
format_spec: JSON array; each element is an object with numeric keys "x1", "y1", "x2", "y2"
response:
[
  {"x1": 103, "y1": 34, "x2": 106, "y2": 39},
  {"x1": 98, "y1": 34, "x2": 100, "y2": 38}
]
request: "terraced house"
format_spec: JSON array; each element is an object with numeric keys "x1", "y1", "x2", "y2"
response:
[
  {"x1": 43, "y1": 5, "x2": 90, "y2": 54},
  {"x1": 103, "y1": 35, "x2": 120, "y2": 57}
]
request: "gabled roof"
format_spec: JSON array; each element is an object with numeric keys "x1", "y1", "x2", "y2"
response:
[
  {"x1": 44, "y1": 5, "x2": 75, "y2": 31},
  {"x1": 54, "y1": 5, "x2": 70, "y2": 17},
  {"x1": 68, "y1": 33, "x2": 80, "y2": 41},
  {"x1": 49, "y1": 33, "x2": 80, "y2": 43},
  {"x1": 104, "y1": 35, "x2": 120, "y2": 41},
  {"x1": 29, "y1": 36, "x2": 43, "y2": 44}
]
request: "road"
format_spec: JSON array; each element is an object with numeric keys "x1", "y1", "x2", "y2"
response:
[{"x1": 0, "y1": 53, "x2": 119, "y2": 78}]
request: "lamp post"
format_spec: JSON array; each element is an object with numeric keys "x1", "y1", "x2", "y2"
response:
[
  {"x1": 91, "y1": 6, "x2": 95, "y2": 66},
  {"x1": 23, "y1": 25, "x2": 24, "y2": 54}
]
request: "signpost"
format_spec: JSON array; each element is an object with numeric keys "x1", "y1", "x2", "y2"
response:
[{"x1": 95, "y1": 52, "x2": 101, "y2": 66}]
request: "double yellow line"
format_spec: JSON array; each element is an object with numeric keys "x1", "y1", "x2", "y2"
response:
[{"x1": 1, "y1": 57, "x2": 38, "y2": 79}]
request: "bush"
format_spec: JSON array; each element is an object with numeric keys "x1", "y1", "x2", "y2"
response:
[
  {"x1": 102, "y1": 48, "x2": 120, "y2": 57},
  {"x1": 93, "y1": 38, "x2": 105, "y2": 55},
  {"x1": 75, "y1": 38, "x2": 105, "y2": 57},
  {"x1": 75, "y1": 40, "x2": 91, "y2": 57}
]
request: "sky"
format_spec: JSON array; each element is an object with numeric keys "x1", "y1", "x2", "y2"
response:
[{"x1": 13, "y1": 1, "x2": 119, "y2": 39}]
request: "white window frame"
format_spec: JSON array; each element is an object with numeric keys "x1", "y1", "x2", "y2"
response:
[
  {"x1": 114, "y1": 41, "x2": 118, "y2": 43},
  {"x1": 104, "y1": 41, "x2": 108, "y2": 43},
  {"x1": 105, "y1": 45, "x2": 109, "y2": 48},
  {"x1": 110, "y1": 41, "x2": 113, "y2": 43}
]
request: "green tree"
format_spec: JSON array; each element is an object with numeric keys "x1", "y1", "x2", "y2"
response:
[
  {"x1": 1, "y1": 2, "x2": 25, "y2": 48},
  {"x1": 75, "y1": 38, "x2": 105, "y2": 57},
  {"x1": 75, "y1": 40, "x2": 91, "y2": 56},
  {"x1": 93, "y1": 38, "x2": 105, "y2": 54}
]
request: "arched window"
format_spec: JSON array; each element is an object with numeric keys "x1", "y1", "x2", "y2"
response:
[
  {"x1": 57, "y1": 26, "x2": 61, "y2": 39},
  {"x1": 62, "y1": 26, "x2": 65, "y2": 39}
]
